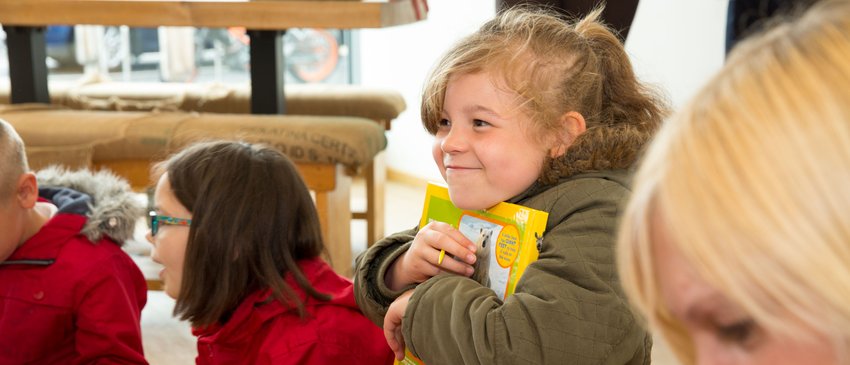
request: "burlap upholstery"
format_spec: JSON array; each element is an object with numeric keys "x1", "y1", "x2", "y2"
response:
[
  {"x1": 0, "y1": 79, "x2": 402, "y2": 252},
  {"x1": 0, "y1": 103, "x2": 385, "y2": 173},
  {"x1": 0, "y1": 81, "x2": 406, "y2": 128}
]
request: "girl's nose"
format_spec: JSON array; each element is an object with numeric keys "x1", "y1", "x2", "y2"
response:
[
  {"x1": 440, "y1": 126, "x2": 467, "y2": 153},
  {"x1": 145, "y1": 230, "x2": 154, "y2": 245}
]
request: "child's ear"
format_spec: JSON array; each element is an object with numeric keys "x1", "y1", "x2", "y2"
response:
[
  {"x1": 549, "y1": 111, "x2": 587, "y2": 158},
  {"x1": 16, "y1": 173, "x2": 39, "y2": 209}
]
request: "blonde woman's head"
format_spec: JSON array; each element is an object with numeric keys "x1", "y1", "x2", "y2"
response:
[{"x1": 618, "y1": 0, "x2": 850, "y2": 363}]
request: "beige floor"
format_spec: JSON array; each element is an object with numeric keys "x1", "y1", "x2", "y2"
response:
[{"x1": 134, "y1": 177, "x2": 680, "y2": 365}]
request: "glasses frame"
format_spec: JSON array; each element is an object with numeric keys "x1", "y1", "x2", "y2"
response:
[{"x1": 149, "y1": 211, "x2": 192, "y2": 236}]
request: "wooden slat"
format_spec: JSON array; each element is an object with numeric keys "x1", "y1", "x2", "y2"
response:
[
  {"x1": 94, "y1": 160, "x2": 337, "y2": 192},
  {"x1": 314, "y1": 165, "x2": 353, "y2": 277},
  {"x1": 364, "y1": 151, "x2": 385, "y2": 246},
  {"x1": 0, "y1": 0, "x2": 425, "y2": 29},
  {"x1": 296, "y1": 163, "x2": 337, "y2": 192},
  {"x1": 94, "y1": 160, "x2": 154, "y2": 191}
]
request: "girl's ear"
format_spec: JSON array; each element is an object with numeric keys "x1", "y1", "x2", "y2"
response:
[
  {"x1": 549, "y1": 111, "x2": 587, "y2": 158},
  {"x1": 16, "y1": 173, "x2": 39, "y2": 209}
]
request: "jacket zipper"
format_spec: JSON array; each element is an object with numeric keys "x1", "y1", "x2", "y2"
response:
[{"x1": 0, "y1": 259, "x2": 56, "y2": 266}]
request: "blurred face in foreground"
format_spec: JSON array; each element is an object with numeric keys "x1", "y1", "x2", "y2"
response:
[{"x1": 652, "y1": 221, "x2": 839, "y2": 365}]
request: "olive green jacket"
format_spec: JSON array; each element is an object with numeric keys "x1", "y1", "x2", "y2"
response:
[{"x1": 353, "y1": 169, "x2": 650, "y2": 365}]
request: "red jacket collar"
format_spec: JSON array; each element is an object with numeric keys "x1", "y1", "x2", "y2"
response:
[
  {"x1": 6, "y1": 213, "x2": 86, "y2": 264},
  {"x1": 192, "y1": 258, "x2": 355, "y2": 341}
]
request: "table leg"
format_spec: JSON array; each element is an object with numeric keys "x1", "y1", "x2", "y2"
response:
[
  {"x1": 248, "y1": 29, "x2": 285, "y2": 114},
  {"x1": 3, "y1": 25, "x2": 50, "y2": 104}
]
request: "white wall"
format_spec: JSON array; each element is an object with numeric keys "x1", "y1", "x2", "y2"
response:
[
  {"x1": 359, "y1": 0, "x2": 496, "y2": 182},
  {"x1": 626, "y1": 0, "x2": 728, "y2": 108},
  {"x1": 359, "y1": 0, "x2": 729, "y2": 181}
]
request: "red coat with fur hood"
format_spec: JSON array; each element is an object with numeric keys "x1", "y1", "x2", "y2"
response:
[{"x1": 0, "y1": 168, "x2": 147, "y2": 364}]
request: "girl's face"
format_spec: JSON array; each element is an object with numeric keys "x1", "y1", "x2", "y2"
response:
[
  {"x1": 146, "y1": 173, "x2": 191, "y2": 299},
  {"x1": 433, "y1": 72, "x2": 552, "y2": 210},
  {"x1": 652, "y1": 224, "x2": 838, "y2": 365}
]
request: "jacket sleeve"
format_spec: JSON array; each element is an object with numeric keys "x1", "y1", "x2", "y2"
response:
[
  {"x1": 402, "y1": 179, "x2": 649, "y2": 365},
  {"x1": 73, "y1": 250, "x2": 148, "y2": 365},
  {"x1": 353, "y1": 226, "x2": 419, "y2": 327}
]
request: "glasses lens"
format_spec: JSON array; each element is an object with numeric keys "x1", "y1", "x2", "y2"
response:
[{"x1": 149, "y1": 211, "x2": 158, "y2": 236}]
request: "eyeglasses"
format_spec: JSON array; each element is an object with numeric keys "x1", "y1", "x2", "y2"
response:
[{"x1": 149, "y1": 211, "x2": 192, "y2": 236}]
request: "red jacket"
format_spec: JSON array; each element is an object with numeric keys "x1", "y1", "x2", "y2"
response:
[
  {"x1": 0, "y1": 208, "x2": 148, "y2": 364},
  {"x1": 194, "y1": 258, "x2": 394, "y2": 365}
]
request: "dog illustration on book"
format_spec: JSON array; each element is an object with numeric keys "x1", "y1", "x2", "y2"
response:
[{"x1": 470, "y1": 228, "x2": 493, "y2": 288}]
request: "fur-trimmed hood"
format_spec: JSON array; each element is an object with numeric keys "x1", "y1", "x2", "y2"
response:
[
  {"x1": 539, "y1": 122, "x2": 659, "y2": 186},
  {"x1": 36, "y1": 166, "x2": 143, "y2": 245}
]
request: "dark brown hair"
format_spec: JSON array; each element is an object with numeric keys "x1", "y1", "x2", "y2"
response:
[
  {"x1": 421, "y1": 5, "x2": 667, "y2": 184},
  {"x1": 157, "y1": 140, "x2": 329, "y2": 327}
]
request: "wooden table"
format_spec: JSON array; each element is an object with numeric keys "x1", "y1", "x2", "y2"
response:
[{"x1": 0, "y1": 0, "x2": 427, "y2": 114}]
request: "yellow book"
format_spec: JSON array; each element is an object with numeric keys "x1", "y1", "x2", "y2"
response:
[{"x1": 396, "y1": 182, "x2": 549, "y2": 365}]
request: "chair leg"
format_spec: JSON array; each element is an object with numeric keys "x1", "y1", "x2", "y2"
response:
[
  {"x1": 364, "y1": 151, "x2": 386, "y2": 246},
  {"x1": 314, "y1": 165, "x2": 353, "y2": 277}
]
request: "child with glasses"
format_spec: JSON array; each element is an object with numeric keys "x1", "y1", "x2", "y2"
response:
[
  {"x1": 353, "y1": 6, "x2": 667, "y2": 364},
  {"x1": 0, "y1": 119, "x2": 147, "y2": 364},
  {"x1": 146, "y1": 140, "x2": 394, "y2": 365}
]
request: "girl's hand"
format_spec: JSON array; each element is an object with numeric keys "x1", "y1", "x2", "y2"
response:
[
  {"x1": 385, "y1": 221, "x2": 477, "y2": 290},
  {"x1": 384, "y1": 290, "x2": 414, "y2": 361}
]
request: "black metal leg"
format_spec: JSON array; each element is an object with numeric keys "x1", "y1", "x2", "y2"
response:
[
  {"x1": 248, "y1": 29, "x2": 285, "y2": 114},
  {"x1": 3, "y1": 25, "x2": 50, "y2": 104}
]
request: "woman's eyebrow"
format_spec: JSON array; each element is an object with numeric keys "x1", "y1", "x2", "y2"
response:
[{"x1": 684, "y1": 292, "x2": 733, "y2": 323}]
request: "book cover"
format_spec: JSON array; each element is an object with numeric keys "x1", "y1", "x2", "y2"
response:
[{"x1": 396, "y1": 182, "x2": 549, "y2": 365}]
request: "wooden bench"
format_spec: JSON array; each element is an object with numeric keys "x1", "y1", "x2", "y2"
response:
[
  {"x1": 1, "y1": 80, "x2": 405, "y2": 245},
  {"x1": 0, "y1": 103, "x2": 386, "y2": 278}
]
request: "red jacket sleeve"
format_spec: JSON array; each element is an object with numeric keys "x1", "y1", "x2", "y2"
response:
[{"x1": 73, "y1": 250, "x2": 148, "y2": 364}]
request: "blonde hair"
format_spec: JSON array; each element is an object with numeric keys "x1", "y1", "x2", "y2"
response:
[
  {"x1": 618, "y1": 0, "x2": 850, "y2": 362},
  {"x1": 421, "y1": 5, "x2": 666, "y2": 184},
  {"x1": 0, "y1": 119, "x2": 28, "y2": 202}
]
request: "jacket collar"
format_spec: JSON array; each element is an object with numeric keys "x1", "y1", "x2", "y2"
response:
[
  {"x1": 506, "y1": 169, "x2": 633, "y2": 205},
  {"x1": 3, "y1": 213, "x2": 86, "y2": 266},
  {"x1": 192, "y1": 258, "x2": 353, "y2": 342}
]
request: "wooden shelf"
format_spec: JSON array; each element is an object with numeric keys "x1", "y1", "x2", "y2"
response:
[{"x1": 0, "y1": 0, "x2": 426, "y2": 29}]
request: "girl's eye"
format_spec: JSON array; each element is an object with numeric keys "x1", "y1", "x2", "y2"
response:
[
  {"x1": 473, "y1": 119, "x2": 491, "y2": 127},
  {"x1": 437, "y1": 119, "x2": 451, "y2": 128},
  {"x1": 716, "y1": 319, "x2": 757, "y2": 346}
]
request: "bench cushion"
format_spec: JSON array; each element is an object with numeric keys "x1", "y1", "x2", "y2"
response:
[
  {"x1": 1, "y1": 81, "x2": 406, "y2": 126},
  {"x1": 0, "y1": 104, "x2": 386, "y2": 173}
]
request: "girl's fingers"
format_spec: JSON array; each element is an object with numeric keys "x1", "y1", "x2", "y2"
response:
[
  {"x1": 414, "y1": 242, "x2": 472, "y2": 276},
  {"x1": 434, "y1": 251, "x2": 475, "y2": 277},
  {"x1": 384, "y1": 326, "x2": 401, "y2": 359},
  {"x1": 393, "y1": 328, "x2": 405, "y2": 360},
  {"x1": 422, "y1": 224, "x2": 477, "y2": 265}
]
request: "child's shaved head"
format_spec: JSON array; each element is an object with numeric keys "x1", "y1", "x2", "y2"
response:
[{"x1": 0, "y1": 120, "x2": 28, "y2": 202}]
